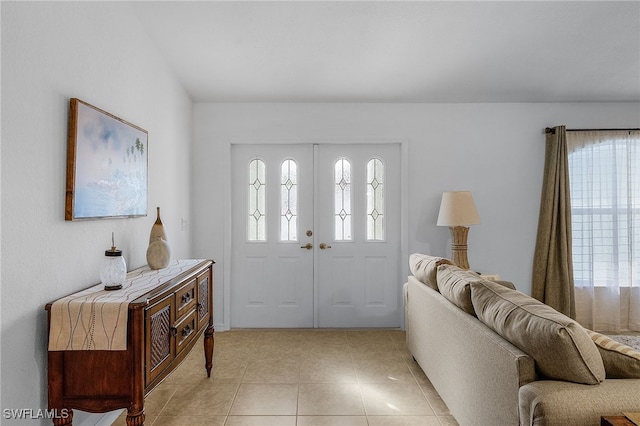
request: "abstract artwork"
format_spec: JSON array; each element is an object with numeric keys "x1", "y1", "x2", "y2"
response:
[{"x1": 65, "y1": 98, "x2": 148, "y2": 220}]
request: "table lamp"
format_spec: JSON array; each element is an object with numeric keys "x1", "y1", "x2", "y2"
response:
[{"x1": 436, "y1": 191, "x2": 480, "y2": 270}]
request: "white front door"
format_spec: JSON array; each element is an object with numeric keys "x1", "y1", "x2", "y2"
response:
[
  {"x1": 231, "y1": 143, "x2": 401, "y2": 328},
  {"x1": 316, "y1": 144, "x2": 401, "y2": 327},
  {"x1": 231, "y1": 144, "x2": 315, "y2": 328}
]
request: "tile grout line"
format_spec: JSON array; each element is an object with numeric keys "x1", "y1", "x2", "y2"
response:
[
  {"x1": 148, "y1": 384, "x2": 180, "y2": 425},
  {"x1": 118, "y1": 329, "x2": 456, "y2": 425},
  {"x1": 223, "y1": 331, "x2": 256, "y2": 424}
]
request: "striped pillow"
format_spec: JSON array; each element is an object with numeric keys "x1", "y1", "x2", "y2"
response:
[{"x1": 586, "y1": 330, "x2": 640, "y2": 379}]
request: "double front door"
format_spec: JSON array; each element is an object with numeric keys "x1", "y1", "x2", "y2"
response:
[{"x1": 231, "y1": 143, "x2": 400, "y2": 328}]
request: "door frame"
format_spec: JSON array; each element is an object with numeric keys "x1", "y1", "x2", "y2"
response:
[{"x1": 221, "y1": 138, "x2": 409, "y2": 330}]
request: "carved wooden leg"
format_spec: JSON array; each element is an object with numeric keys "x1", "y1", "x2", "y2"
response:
[
  {"x1": 204, "y1": 325, "x2": 214, "y2": 377},
  {"x1": 48, "y1": 351, "x2": 72, "y2": 425},
  {"x1": 125, "y1": 407, "x2": 145, "y2": 426},
  {"x1": 52, "y1": 408, "x2": 73, "y2": 425}
]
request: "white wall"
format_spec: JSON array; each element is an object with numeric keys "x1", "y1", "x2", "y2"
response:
[
  {"x1": 192, "y1": 102, "x2": 640, "y2": 330},
  {"x1": 1, "y1": 2, "x2": 193, "y2": 422}
]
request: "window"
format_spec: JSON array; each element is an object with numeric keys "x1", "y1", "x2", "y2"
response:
[
  {"x1": 248, "y1": 158, "x2": 266, "y2": 241},
  {"x1": 366, "y1": 158, "x2": 385, "y2": 241},
  {"x1": 334, "y1": 158, "x2": 352, "y2": 241},
  {"x1": 280, "y1": 159, "x2": 298, "y2": 241},
  {"x1": 568, "y1": 130, "x2": 640, "y2": 288}
]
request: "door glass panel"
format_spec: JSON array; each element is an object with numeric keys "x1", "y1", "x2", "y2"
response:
[
  {"x1": 366, "y1": 158, "x2": 385, "y2": 241},
  {"x1": 248, "y1": 158, "x2": 266, "y2": 241},
  {"x1": 334, "y1": 158, "x2": 352, "y2": 241},
  {"x1": 280, "y1": 159, "x2": 298, "y2": 241}
]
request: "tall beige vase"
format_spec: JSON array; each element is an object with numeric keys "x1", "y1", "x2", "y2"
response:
[{"x1": 146, "y1": 207, "x2": 171, "y2": 269}]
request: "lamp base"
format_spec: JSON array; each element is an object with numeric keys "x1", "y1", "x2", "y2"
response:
[{"x1": 449, "y1": 226, "x2": 471, "y2": 270}]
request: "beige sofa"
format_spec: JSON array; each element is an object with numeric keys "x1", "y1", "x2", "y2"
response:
[{"x1": 404, "y1": 254, "x2": 640, "y2": 426}]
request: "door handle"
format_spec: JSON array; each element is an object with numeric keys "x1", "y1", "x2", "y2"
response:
[
  {"x1": 319, "y1": 243, "x2": 332, "y2": 250},
  {"x1": 300, "y1": 243, "x2": 313, "y2": 250}
]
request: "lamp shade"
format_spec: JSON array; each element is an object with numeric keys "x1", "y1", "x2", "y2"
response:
[{"x1": 436, "y1": 191, "x2": 480, "y2": 226}]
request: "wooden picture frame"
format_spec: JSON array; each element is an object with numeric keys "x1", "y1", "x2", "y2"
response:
[{"x1": 65, "y1": 98, "x2": 148, "y2": 220}]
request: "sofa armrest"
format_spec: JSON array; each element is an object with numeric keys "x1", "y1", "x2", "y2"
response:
[{"x1": 519, "y1": 379, "x2": 640, "y2": 426}]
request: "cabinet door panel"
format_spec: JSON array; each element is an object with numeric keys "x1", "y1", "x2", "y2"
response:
[
  {"x1": 197, "y1": 269, "x2": 211, "y2": 330},
  {"x1": 145, "y1": 295, "x2": 174, "y2": 385}
]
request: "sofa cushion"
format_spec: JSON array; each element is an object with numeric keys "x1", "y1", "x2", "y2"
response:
[
  {"x1": 469, "y1": 279, "x2": 605, "y2": 385},
  {"x1": 409, "y1": 253, "x2": 453, "y2": 291},
  {"x1": 586, "y1": 330, "x2": 640, "y2": 379},
  {"x1": 436, "y1": 264, "x2": 483, "y2": 316}
]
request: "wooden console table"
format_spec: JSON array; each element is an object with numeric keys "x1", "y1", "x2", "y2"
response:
[
  {"x1": 601, "y1": 416, "x2": 636, "y2": 426},
  {"x1": 46, "y1": 259, "x2": 214, "y2": 426}
]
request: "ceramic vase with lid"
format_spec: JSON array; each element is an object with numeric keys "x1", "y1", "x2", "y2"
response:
[{"x1": 146, "y1": 207, "x2": 171, "y2": 269}]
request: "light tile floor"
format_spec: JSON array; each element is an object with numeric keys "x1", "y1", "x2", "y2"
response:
[{"x1": 114, "y1": 329, "x2": 458, "y2": 426}]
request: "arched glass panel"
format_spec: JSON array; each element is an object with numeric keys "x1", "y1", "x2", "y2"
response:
[
  {"x1": 248, "y1": 158, "x2": 266, "y2": 241},
  {"x1": 280, "y1": 159, "x2": 298, "y2": 241},
  {"x1": 334, "y1": 158, "x2": 352, "y2": 241},
  {"x1": 366, "y1": 158, "x2": 385, "y2": 241}
]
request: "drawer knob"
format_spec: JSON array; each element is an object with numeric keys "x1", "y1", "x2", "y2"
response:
[
  {"x1": 181, "y1": 293, "x2": 192, "y2": 303},
  {"x1": 182, "y1": 324, "x2": 192, "y2": 337}
]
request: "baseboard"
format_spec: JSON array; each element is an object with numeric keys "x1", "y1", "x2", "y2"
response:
[{"x1": 73, "y1": 409, "x2": 124, "y2": 426}]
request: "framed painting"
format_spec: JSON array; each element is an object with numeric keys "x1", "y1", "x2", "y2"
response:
[{"x1": 65, "y1": 98, "x2": 148, "y2": 220}]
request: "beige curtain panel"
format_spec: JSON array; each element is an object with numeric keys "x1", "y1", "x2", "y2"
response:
[{"x1": 532, "y1": 125, "x2": 576, "y2": 318}]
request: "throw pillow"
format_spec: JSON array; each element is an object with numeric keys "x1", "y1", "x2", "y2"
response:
[
  {"x1": 409, "y1": 253, "x2": 453, "y2": 291},
  {"x1": 493, "y1": 280, "x2": 516, "y2": 290},
  {"x1": 436, "y1": 264, "x2": 483, "y2": 316},
  {"x1": 469, "y1": 280, "x2": 605, "y2": 385},
  {"x1": 586, "y1": 330, "x2": 640, "y2": 379}
]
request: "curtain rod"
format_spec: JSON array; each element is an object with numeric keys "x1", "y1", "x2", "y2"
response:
[{"x1": 545, "y1": 127, "x2": 640, "y2": 134}]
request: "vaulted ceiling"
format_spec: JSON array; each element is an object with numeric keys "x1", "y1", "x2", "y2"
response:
[{"x1": 129, "y1": 1, "x2": 640, "y2": 103}]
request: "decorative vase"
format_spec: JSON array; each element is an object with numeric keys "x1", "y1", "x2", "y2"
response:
[{"x1": 146, "y1": 207, "x2": 171, "y2": 269}]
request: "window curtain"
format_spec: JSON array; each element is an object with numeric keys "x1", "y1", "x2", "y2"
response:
[
  {"x1": 532, "y1": 125, "x2": 576, "y2": 318},
  {"x1": 568, "y1": 130, "x2": 640, "y2": 333}
]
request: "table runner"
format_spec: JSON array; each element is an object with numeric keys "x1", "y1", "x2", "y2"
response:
[{"x1": 48, "y1": 259, "x2": 204, "y2": 351}]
